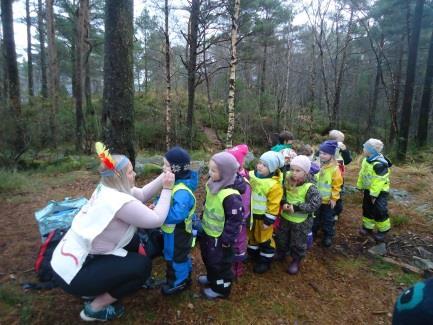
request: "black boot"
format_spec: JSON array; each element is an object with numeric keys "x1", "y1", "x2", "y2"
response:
[
  {"x1": 253, "y1": 262, "x2": 270, "y2": 274},
  {"x1": 161, "y1": 278, "x2": 192, "y2": 296},
  {"x1": 322, "y1": 236, "x2": 332, "y2": 248}
]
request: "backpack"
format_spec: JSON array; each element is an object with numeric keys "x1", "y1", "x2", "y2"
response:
[
  {"x1": 22, "y1": 228, "x2": 67, "y2": 290},
  {"x1": 34, "y1": 197, "x2": 87, "y2": 241}
]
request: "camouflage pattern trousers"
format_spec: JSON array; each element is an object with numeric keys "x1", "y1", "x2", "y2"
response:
[{"x1": 275, "y1": 216, "x2": 313, "y2": 259}]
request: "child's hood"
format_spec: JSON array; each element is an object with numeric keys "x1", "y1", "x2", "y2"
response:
[
  {"x1": 176, "y1": 170, "x2": 199, "y2": 192},
  {"x1": 231, "y1": 173, "x2": 246, "y2": 195}
]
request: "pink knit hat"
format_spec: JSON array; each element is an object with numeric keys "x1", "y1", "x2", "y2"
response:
[
  {"x1": 226, "y1": 144, "x2": 249, "y2": 167},
  {"x1": 290, "y1": 155, "x2": 311, "y2": 174}
]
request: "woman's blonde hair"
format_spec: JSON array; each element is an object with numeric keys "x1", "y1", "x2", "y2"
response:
[{"x1": 98, "y1": 154, "x2": 132, "y2": 194}]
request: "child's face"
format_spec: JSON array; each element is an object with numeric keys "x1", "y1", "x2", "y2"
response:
[
  {"x1": 163, "y1": 158, "x2": 171, "y2": 173},
  {"x1": 319, "y1": 151, "x2": 332, "y2": 163},
  {"x1": 290, "y1": 165, "x2": 307, "y2": 182},
  {"x1": 256, "y1": 161, "x2": 270, "y2": 177},
  {"x1": 208, "y1": 160, "x2": 221, "y2": 181}
]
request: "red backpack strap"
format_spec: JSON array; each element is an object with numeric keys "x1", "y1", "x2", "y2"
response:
[{"x1": 35, "y1": 230, "x2": 57, "y2": 272}]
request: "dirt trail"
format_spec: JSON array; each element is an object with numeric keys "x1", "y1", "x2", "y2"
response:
[{"x1": 0, "y1": 163, "x2": 429, "y2": 324}]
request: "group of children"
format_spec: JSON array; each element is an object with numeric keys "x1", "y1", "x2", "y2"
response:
[{"x1": 158, "y1": 130, "x2": 392, "y2": 299}]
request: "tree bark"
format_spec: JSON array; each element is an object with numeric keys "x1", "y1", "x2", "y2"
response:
[
  {"x1": 101, "y1": 0, "x2": 135, "y2": 166},
  {"x1": 164, "y1": 0, "x2": 172, "y2": 150},
  {"x1": 74, "y1": 0, "x2": 88, "y2": 152},
  {"x1": 416, "y1": 28, "x2": 433, "y2": 148},
  {"x1": 26, "y1": 0, "x2": 34, "y2": 98},
  {"x1": 259, "y1": 41, "x2": 268, "y2": 114},
  {"x1": 1, "y1": 0, "x2": 25, "y2": 154},
  {"x1": 389, "y1": 37, "x2": 404, "y2": 145},
  {"x1": 46, "y1": 0, "x2": 60, "y2": 146},
  {"x1": 397, "y1": 0, "x2": 425, "y2": 161},
  {"x1": 226, "y1": 0, "x2": 240, "y2": 148},
  {"x1": 37, "y1": 0, "x2": 48, "y2": 98},
  {"x1": 186, "y1": 0, "x2": 200, "y2": 149}
]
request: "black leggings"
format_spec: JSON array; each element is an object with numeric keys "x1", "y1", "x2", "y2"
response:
[{"x1": 53, "y1": 234, "x2": 151, "y2": 299}]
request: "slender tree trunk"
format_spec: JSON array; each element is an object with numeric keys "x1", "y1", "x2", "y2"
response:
[
  {"x1": 101, "y1": 0, "x2": 135, "y2": 165},
  {"x1": 259, "y1": 41, "x2": 268, "y2": 114},
  {"x1": 74, "y1": 0, "x2": 88, "y2": 152},
  {"x1": 389, "y1": 38, "x2": 404, "y2": 145},
  {"x1": 1, "y1": 0, "x2": 25, "y2": 155},
  {"x1": 26, "y1": 0, "x2": 34, "y2": 98},
  {"x1": 226, "y1": 0, "x2": 240, "y2": 148},
  {"x1": 46, "y1": 0, "x2": 60, "y2": 146},
  {"x1": 186, "y1": 0, "x2": 200, "y2": 149},
  {"x1": 397, "y1": 0, "x2": 425, "y2": 161},
  {"x1": 416, "y1": 28, "x2": 433, "y2": 147},
  {"x1": 164, "y1": 0, "x2": 171, "y2": 150},
  {"x1": 37, "y1": 0, "x2": 48, "y2": 98},
  {"x1": 0, "y1": 33, "x2": 8, "y2": 108},
  {"x1": 331, "y1": 7, "x2": 353, "y2": 128},
  {"x1": 144, "y1": 30, "x2": 148, "y2": 95},
  {"x1": 83, "y1": 1, "x2": 95, "y2": 153},
  {"x1": 367, "y1": 34, "x2": 384, "y2": 137}
]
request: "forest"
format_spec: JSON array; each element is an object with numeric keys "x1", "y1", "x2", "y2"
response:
[{"x1": 1, "y1": 0, "x2": 432, "y2": 165}]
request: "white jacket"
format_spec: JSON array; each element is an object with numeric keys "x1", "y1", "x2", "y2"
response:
[{"x1": 51, "y1": 184, "x2": 137, "y2": 284}]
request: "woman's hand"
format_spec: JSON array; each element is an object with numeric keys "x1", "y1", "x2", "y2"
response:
[{"x1": 162, "y1": 171, "x2": 175, "y2": 189}]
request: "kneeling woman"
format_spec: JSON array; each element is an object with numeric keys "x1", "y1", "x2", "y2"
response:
[{"x1": 51, "y1": 143, "x2": 175, "y2": 321}]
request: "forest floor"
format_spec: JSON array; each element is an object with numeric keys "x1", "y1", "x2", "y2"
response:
[{"x1": 1, "y1": 157, "x2": 433, "y2": 324}]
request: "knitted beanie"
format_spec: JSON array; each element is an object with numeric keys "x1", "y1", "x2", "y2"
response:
[
  {"x1": 329, "y1": 130, "x2": 345, "y2": 142},
  {"x1": 260, "y1": 151, "x2": 284, "y2": 173},
  {"x1": 165, "y1": 146, "x2": 191, "y2": 179},
  {"x1": 290, "y1": 155, "x2": 312, "y2": 174},
  {"x1": 319, "y1": 140, "x2": 338, "y2": 155},
  {"x1": 363, "y1": 138, "x2": 384, "y2": 154},
  {"x1": 226, "y1": 144, "x2": 249, "y2": 167},
  {"x1": 392, "y1": 278, "x2": 433, "y2": 325}
]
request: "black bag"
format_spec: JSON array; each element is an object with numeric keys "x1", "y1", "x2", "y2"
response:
[{"x1": 22, "y1": 228, "x2": 67, "y2": 290}]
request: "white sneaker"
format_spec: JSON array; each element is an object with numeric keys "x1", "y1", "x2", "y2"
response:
[{"x1": 202, "y1": 287, "x2": 224, "y2": 299}]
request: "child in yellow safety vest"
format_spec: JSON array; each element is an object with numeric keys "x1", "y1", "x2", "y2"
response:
[
  {"x1": 312, "y1": 140, "x2": 343, "y2": 247},
  {"x1": 357, "y1": 138, "x2": 392, "y2": 242},
  {"x1": 248, "y1": 151, "x2": 284, "y2": 274},
  {"x1": 275, "y1": 155, "x2": 321, "y2": 274},
  {"x1": 198, "y1": 152, "x2": 244, "y2": 299}
]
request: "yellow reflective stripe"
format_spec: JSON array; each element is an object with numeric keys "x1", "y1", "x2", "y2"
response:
[
  {"x1": 252, "y1": 193, "x2": 266, "y2": 202},
  {"x1": 376, "y1": 219, "x2": 391, "y2": 232},
  {"x1": 161, "y1": 224, "x2": 176, "y2": 233},
  {"x1": 362, "y1": 217, "x2": 375, "y2": 230}
]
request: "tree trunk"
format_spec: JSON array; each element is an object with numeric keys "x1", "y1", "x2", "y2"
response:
[
  {"x1": 389, "y1": 37, "x2": 404, "y2": 145},
  {"x1": 46, "y1": 0, "x2": 60, "y2": 146},
  {"x1": 226, "y1": 0, "x2": 240, "y2": 148},
  {"x1": 83, "y1": 1, "x2": 95, "y2": 153},
  {"x1": 26, "y1": 0, "x2": 34, "y2": 98},
  {"x1": 397, "y1": 0, "x2": 425, "y2": 161},
  {"x1": 0, "y1": 33, "x2": 8, "y2": 108},
  {"x1": 259, "y1": 41, "x2": 268, "y2": 114},
  {"x1": 331, "y1": 7, "x2": 353, "y2": 128},
  {"x1": 186, "y1": 0, "x2": 200, "y2": 149},
  {"x1": 367, "y1": 34, "x2": 384, "y2": 138},
  {"x1": 164, "y1": 0, "x2": 171, "y2": 150},
  {"x1": 37, "y1": 0, "x2": 48, "y2": 98},
  {"x1": 1, "y1": 0, "x2": 25, "y2": 155},
  {"x1": 101, "y1": 0, "x2": 135, "y2": 166},
  {"x1": 416, "y1": 28, "x2": 433, "y2": 148},
  {"x1": 74, "y1": 0, "x2": 88, "y2": 152}
]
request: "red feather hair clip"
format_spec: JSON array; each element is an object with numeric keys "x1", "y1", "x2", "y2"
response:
[{"x1": 95, "y1": 142, "x2": 117, "y2": 174}]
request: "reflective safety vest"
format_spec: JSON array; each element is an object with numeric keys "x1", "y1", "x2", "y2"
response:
[
  {"x1": 316, "y1": 165, "x2": 337, "y2": 203},
  {"x1": 161, "y1": 183, "x2": 196, "y2": 234},
  {"x1": 249, "y1": 170, "x2": 278, "y2": 215},
  {"x1": 357, "y1": 158, "x2": 390, "y2": 195},
  {"x1": 202, "y1": 186, "x2": 239, "y2": 238},
  {"x1": 281, "y1": 182, "x2": 313, "y2": 223}
]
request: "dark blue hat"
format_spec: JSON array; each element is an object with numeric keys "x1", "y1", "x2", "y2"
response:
[
  {"x1": 319, "y1": 140, "x2": 338, "y2": 156},
  {"x1": 165, "y1": 146, "x2": 191, "y2": 179}
]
